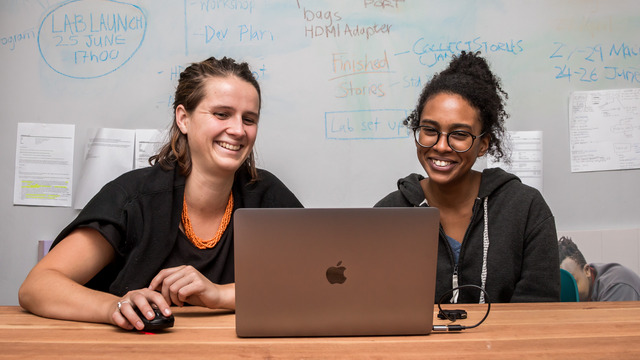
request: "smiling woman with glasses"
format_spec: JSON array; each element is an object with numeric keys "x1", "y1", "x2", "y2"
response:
[{"x1": 375, "y1": 51, "x2": 560, "y2": 305}]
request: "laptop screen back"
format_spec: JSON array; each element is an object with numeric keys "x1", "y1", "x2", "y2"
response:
[{"x1": 234, "y1": 207, "x2": 439, "y2": 337}]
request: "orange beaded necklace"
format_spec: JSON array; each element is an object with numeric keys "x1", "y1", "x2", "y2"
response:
[{"x1": 181, "y1": 193, "x2": 234, "y2": 249}]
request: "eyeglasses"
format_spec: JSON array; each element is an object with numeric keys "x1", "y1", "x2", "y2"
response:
[{"x1": 413, "y1": 126, "x2": 484, "y2": 153}]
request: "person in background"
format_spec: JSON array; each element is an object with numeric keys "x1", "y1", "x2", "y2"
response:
[
  {"x1": 19, "y1": 56, "x2": 303, "y2": 330},
  {"x1": 375, "y1": 51, "x2": 559, "y2": 303},
  {"x1": 558, "y1": 236, "x2": 640, "y2": 301}
]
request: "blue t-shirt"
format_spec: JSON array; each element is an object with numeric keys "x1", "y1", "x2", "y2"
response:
[{"x1": 446, "y1": 235, "x2": 461, "y2": 264}]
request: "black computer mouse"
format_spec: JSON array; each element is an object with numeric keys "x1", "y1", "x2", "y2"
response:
[{"x1": 133, "y1": 306, "x2": 175, "y2": 331}]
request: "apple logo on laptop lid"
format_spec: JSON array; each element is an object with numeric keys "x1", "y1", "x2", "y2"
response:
[{"x1": 326, "y1": 261, "x2": 347, "y2": 284}]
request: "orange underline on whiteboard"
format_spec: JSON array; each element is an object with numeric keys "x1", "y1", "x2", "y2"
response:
[{"x1": 328, "y1": 71, "x2": 394, "y2": 81}]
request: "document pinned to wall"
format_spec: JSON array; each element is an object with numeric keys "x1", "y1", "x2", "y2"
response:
[
  {"x1": 487, "y1": 131, "x2": 543, "y2": 192},
  {"x1": 73, "y1": 128, "x2": 135, "y2": 209},
  {"x1": 569, "y1": 88, "x2": 640, "y2": 173},
  {"x1": 14, "y1": 123, "x2": 75, "y2": 207},
  {"x1": 135, "y1": 129, "x2": 165, "y2": 169}
]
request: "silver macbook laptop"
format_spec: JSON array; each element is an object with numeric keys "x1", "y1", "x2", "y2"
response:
[{"x1": 234, "y1": 207, "x2": 440, "y2": 337}]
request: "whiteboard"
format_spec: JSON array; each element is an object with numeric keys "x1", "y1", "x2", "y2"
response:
[{"x1": 1, "y1": 0, "x2": 639, "y2": 305}]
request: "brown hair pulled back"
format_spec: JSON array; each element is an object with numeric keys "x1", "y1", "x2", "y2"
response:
[{"x1": 150, "y1": 57, "x2": 261, "y2": 180}]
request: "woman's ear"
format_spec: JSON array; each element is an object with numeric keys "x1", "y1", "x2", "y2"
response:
[
  {"x1": 175, "y1": 104, "x2": 189, "y2": 135},
  {"x1": 478, "y1": 134, "x2": 490, "y2": 157}
]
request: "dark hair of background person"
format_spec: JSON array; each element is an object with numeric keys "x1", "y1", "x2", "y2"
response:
[
  {"x1": 150, "y1": 56, "x2": 262, "y2": 180},
  {"x1": 405, "y1": 51, "x2": 510, "y2": 162},
  {"x1": 558, "y1": 236, "x2": 588, "y2": 268}
]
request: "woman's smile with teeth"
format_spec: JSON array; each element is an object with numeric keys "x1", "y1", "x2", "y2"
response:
[
  {"x1": 432, "y1": 159, "x2": 453, "y2": 167},
  {"x1": 217, "y1": 141, "x2": 241, "y2": 151}
]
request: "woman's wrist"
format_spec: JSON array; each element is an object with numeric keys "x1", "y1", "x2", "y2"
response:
[{"x1": 213, "y1": 283, "x2": 236, "y2": 310}]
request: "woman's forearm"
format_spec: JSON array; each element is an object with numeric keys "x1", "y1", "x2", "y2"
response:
[{"x1": 19, "y1": 267, "x2": 119, "y2": 325}]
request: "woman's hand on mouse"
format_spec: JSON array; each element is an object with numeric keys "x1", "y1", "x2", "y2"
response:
[
  {"x1": 111, "y1": 288, "x2": 172, "y2": 330},
  {"x1": 148, "y1": 265, "x2": 231, "y2": 309}
]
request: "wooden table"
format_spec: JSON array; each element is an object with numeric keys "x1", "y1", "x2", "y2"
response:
[{"x1": 1, "y1": 302, "x2": 639, "y2": 359}]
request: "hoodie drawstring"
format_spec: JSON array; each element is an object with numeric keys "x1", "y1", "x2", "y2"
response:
[
  {"x1": 451, "y1": 196, "x2": 489, "y2": 304},
  {"x1": 479, "y1": 196, "x2": 489, "y2": 304}
]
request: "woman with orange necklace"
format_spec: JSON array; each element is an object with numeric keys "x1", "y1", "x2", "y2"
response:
[{"x1": 19, "y1": 57, "x2": 302, "y2": 330}]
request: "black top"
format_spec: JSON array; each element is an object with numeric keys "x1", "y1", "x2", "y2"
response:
[
  {"x1": 375, "y1": 168, "x2": 560, "y2": 303},
  {"x1": 52, "y1": 163, "x2": 303, "y2": 295}
]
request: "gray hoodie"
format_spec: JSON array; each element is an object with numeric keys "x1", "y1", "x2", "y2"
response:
[{"x1": 375, "y1": 167, "x2": 560, "y2": 303}]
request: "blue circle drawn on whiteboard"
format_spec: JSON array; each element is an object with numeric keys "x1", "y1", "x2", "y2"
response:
[{"x1": 37, "y1": 0, "x2": 147, "y2": 79}]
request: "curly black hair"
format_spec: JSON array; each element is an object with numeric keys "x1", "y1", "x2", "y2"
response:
[
  {"x1": 558, "y1": 236, "x2": 587, "y2": 268},
  {"x1": 405, "y1": 51, "x2": 509, "y2": 161}
]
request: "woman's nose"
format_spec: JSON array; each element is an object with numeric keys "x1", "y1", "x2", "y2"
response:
[
  {"x1": 226, "y1": 116, "x2": 244, "y2": 135},
  {"x1": 433, "y1": 132, "x2": 451, "y2": 152}
]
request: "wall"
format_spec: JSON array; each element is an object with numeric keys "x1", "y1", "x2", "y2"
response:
[{"x1": 1, "y1": 0, "x2": 639, "y2": 305}]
